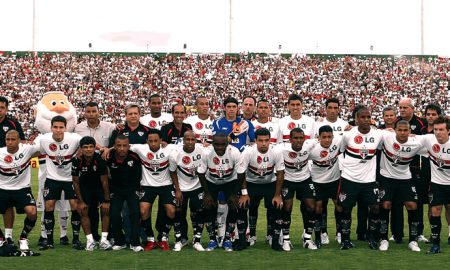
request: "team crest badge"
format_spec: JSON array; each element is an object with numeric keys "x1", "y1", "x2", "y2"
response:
[
  {"x1": 92, "y1": 165, "x2": 97, "y2": 171},
  {"x1": 288, "y1": 122, "x2": 296, "y2": 130},
  {"x1": 282, "y1": 187, "x2": 288, "y2": 197},
  {"x1": 196, "y1": 122, "x2": 204, "y2": 129},
  {"x1": 392, "y1": 153, "x2": 400, "y2": 167},
  {"x1": 411, "y1": 125, "x2": 416, "y2": 130},
  {"x1": 4, "y1": 155, "x2": 13, "y2": 163},
  {"x1": 56, "y1": 155, "x2": 65, "y2": 165},
  {"x1": 378, "y1": 189, "x2": 385, "y2": 199},
  {"x1": 182, "y1": 156, "x2": 191, "y2": 165},
  {"x1": 437, "y1": 157, "x2": 445, "y2": 171},
  {"x1": 3, "y1": 126, "x2": 9, "y2": 132},
  {"x1": 137, "y1": 191, "x2": 144, "y2": 199},
  {"x1": 49, "y1": 143, "x2": 57, "y2": 152},
  {"x1": 213, "y1": 157, "x2": 220, "y2": 165},
  {"x1": 338, "y1": 192, "x2": 346, "y2": 202},
  {"x1": 359, "y1": 147, "x2": 368, "y2": 163},
  {"x1": 393, "y1": 143, "x2": 400, "y2": 151},
  {"x1": 432, "y1": 144, "x2": 440, "y2": 153},
  {"x1": 128, "y1": 161, "x2": 133, "y2": 167},
  {"x1": 43, "y1": 188, "x2": 49, "y2": 198},
  {"x1": 198, "y1": 192, "x2": 204, "y2": 200},
  {"x1": 138, "y1": 131, "x2": 144, "y2": 137},
  {"x1": 354, "y1": 135, "x2": 363, "y2": 144}
]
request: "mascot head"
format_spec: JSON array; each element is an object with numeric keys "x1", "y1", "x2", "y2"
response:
[{"x1": 34, "y1": 91, "x2": 77, "y2": 133}]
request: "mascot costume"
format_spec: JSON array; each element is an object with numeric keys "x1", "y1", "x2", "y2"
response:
[{"x1": 34, "y1": 91, "x2": 77, "y2": 243}]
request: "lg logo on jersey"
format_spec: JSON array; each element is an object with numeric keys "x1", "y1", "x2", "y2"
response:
[
  {"x1": 433, "y1": 144, "x2": 450, "y2": 154},
  {"x1": 49, "y1": 143, "x2": 69, "y2": 151},
  {"x1": 354, "y1": 136, "x2": 374, "y2": 144}
]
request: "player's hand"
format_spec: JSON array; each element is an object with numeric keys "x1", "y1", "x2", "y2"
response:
[
  {"x1": 238, "y1": 194, "x2": 250, "y2": 209},
  {"x1": 175, "y1": 189, "x2": 183, "y2": 206},
  {"x1": 78, "y1": 201, "x2": 88, "y2": 214},
  {"x1": 272, "y1": 195, "x2": 283, "y2": 210},
  {"x1": 99, "y1": 202, "x2": 110, "y2": 215},
  {"x1": 203, "y1": 194, "x2": 216, "y2": 209},
  {"x1": 101, "y1": 148, "x2": 111, "y2": 160}
]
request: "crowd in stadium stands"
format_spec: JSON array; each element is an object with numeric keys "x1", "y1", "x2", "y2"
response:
[{"x1": 0, "y1": 53, "x2": 449, "y2": 137}]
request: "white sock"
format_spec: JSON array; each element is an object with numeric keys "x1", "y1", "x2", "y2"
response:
[
  {"x1": 5, "y1": 228, "x2": 13, "y2": 239},
  {"x1": 59, "y1": 211, "x2": 69, "y2": 237},
  {"x1": 40, "y1": 215, "x2": 47, "y2": 238},
  {"x1": 101, "y1": 232, "x2": 108, "y2": 242},
  {"x1": 86, "y1": 234, "x2": 94, "y2": 242}
]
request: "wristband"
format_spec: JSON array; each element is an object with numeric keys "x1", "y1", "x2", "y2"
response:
[{"x1": 241, "y1": 189, "x2": 248, "y2": 195}]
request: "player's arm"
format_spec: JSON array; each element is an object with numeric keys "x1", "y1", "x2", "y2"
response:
[
  {"x1": 273, "y1": 147, "x2": 285, "y2": 209},
  {"x1": 99, "y1": 174, "x2": 110, "y2": 215},
  {"x1": 170, "y1": 171, "x2": 182, "y2": 206},
  {"x1": 72, "y1": 175, "x2": 86, "y2": 211},
  {"x1": 237, "y1": 172, "x2": 249, "y2": 208}
]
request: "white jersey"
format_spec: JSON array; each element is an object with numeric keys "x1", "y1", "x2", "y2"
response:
[
  {"x1": 252, "y1": 118, "x2": 282, "y2": 144},
  {"x1": 340, "y1": 127, "x2": 382, "y2": 183},
  {"x1": 198, "y1": 145, "x2": 242, "y2": 185},
  {"x1": 184, "y1": 115, "x2": 213, "y2": 143},
  {"x1": 239, "y1": 144, "x2": 285, "y2": 184},
  {"x1": 0, "y1": 144, "x2": 40, "y2": 190},
  {"x1": 309, "y1": 137, "x2": 342, "y2": 184},
  {"x1": 169, "y1": 144, "x2": 204, "y2": 192},
  {"x1": 314, "y1": 118, "x2": 348, "y2": 137},
  {"x1": 37, "y1": 132, "x2": 81, "y2": 182},
  {"x1": 130, "y1": 143, "x2": 177, "y2": 187},
  {"x1": 380, "y1": 131, "x2": 424, "y2": 180},
  {"x1": 417, "y1": 134, "x2": 450, "y2": 185},
  {"x1": 279, "y1": 115, "x2": 315, "y2": 142},
  {"x1": 277, "y1": 140, "x2": 316, "y2": 182},
  {"x1": 140, "y1": 113, "x2": 173, "y2": 130}
]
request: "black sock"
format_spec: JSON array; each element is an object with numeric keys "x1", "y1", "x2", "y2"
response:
[
  {"x1": 267, "y1": 208, "x2": 274, "y2": 237},
  {"x1": 204, "y1": 209, "x2": 217, "y2": 241},
  {"x1": 236, "y1": 208, "x2": 248, "y2": 243},
  {"x1": 141, "y1": 218, "x2": 153, "y2": 240},
  {"x1": 340, "y1": 211, "x2": 352, "y2": 242},
  {"x1": 174, "y1": 212, "x2": 182, "y2": 242},
  {"x1": 146, "y1": 215, "x2": 154, "y2": 238},
  {"x1": 71, "y1": 210, "x2": 81, "y2": 241},
  {"x1": 20, "y1": 217, "x2": 37, "y2": 239},
  {"x1": 224, "y1": 207, "x2": 237, "y2": 241},
  {"x1": 193, "y1": 210, "x2": 204, "y2": 243},
  {"x1": 300, "y1": 203, "x2": 308, "y2": 232},
  {"x1": 416, "y1": 203, "x2": 424, "y2": 235},
  {"x1": 379, "y1": 208, "x2": 390, "y2": 240},
  {"x1": 407, "y1": 209, "x2": 419, "y2": 243},
  {"x1": 335, "y1": 208, "x2": 342, "y2": 234},
  {"x1": 248, "y1": 205, "x2": 258, "y2": 237},
  {"x1": 282, "y1": 210, "x2": 291, "y2": 240},
  {"x1": 271, "y1": 209, "x2": 283, "y2": 244},
  {"x1": 44, "y1": 211, "x2": 55, "y2": 241},
  {"x1": 162, "y1": 214, "x2": 173, "y2": 240},
  {"x1": 429, "y1": 215, "x2": 441, "y2": 246},
  {"x1": 321, "y1": 202, "x2": 328, "y2": 233},
  {"x1": 314, "y1": 213, "x2": 322, "y2": 241},
  {"x1": 305, "y1": 210, "x2": 316, "y2": 239},
  {"x1": 368, "y1": 210, "x2": 379, "y2": 242}
]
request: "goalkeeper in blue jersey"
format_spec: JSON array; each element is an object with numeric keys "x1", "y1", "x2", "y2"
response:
[{"x1": 212, "y1": 96, "x2": 255, "y2": 153}]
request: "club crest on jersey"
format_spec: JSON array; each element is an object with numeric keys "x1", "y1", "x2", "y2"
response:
[
  {"x1": 393, "y1": 143, "x2": 400, "y2": 151},
  {"x1": 437, "y1": 157, "x2": 445, "y2": 171},
  {"x1": 320, "y1": 151, "x2": 328, "y2": 158},
  {"x1": 138, "y1": 131, "x2": 144, "y2": 137},
  {"x1": 56, "y1": 155, "x2": 65, "y2": 165},
  {"x1": 196, "y1": 122, "x2": 204, "y2": 129},
  {"x1": 49, "y1": 143, "x2": 58, "y2": 152},
  {"x1": 149, "y1": 120, "x2": 157, "y2": 128},
  {"x1": 392, "y1": 153, "x2": 400, "y2": 167},
  {"x1": 182, "y1": 156, "x2": 191, "y2": 165},
  {"x1": 288, "y1": 122, "x2": 296, "y2": 130},
  {"x1": 354, "y1": 135, "x2": 363, "y2": 144},
  {"x1": 128, "y1": 160, "x2": 133, "y2": 167},
  {"x1": 4, "y1": 155, "x2": 13, "y2": 163},
  {"x1": 432, "y1": 144, "x2": 440, "y2": 153},
  {"x1": 3, "y1": 126, "x2": 9, "y2": 132},
  {"x1": 411, "y1": 125, "x2": 416, "y2": 130},
  {"x1": 213, "y1": 157, "x2": 220, "y2": 165},
  {"x1": 147, "y1": 153, "x2": 154, "y2": 160},
  {"x1": 288, "y1": 152, "x2": 297, "y2": 159},
  {"x1": 338, "y1": 192, "x2": 346, "y2": 202},
  {"x1": 359, "y1": 147, "x2": 368, "y2": 163}
]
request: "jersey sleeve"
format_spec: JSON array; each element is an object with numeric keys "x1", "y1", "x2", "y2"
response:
[
  {"x1": 169, "y1": 150, "x2": 178, "y2": 172},
  {"x1": 247, "y1": 120, "x2": 255, "y2": 142}
]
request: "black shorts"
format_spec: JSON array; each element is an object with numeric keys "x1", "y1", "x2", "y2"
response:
[
  {"x1": 43, "y1": 179, "x2": 76, "y2": 201},
  {"x1": 140, "y1": 185, "x2": 176, "y2": 205},
  {"x1": 80, "y1": 186, "x2": 105, "y2": 206},
  {"x1": 282, "y1": 178, "x2": 316, "y2": 200},
  {"x1": 378, "y1": 176, "x2": 417, "y2": 203},
  {"x1": 248, "y1": 181, "x2": 276, "y2": 209},
  {"x1": 429, "y1": 183, "x2": 450, "y2": 206},
  {"x1": 206, "y1": 180, "x2": 238, "y2": 201},
  {"x1": 314, "y1": 180, "x2": 339, "y2": 201},
  {"x1": 337, "y1": 178, "x2": 380, "y2": 209},
  {"x1": 0, "y1": 187, "x2": 36, "y2": 214},
  {"x1": 180, "y1": 188, "x2": 204, "y2": 211}
]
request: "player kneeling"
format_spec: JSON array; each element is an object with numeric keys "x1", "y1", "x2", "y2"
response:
[{"x1": 72, "y1": 136, "x2": 112, "y2": 251}]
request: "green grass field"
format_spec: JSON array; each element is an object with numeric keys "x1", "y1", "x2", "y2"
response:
[{"x1": 1, "y1": 169, "x2": 450, "y2": 269}]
